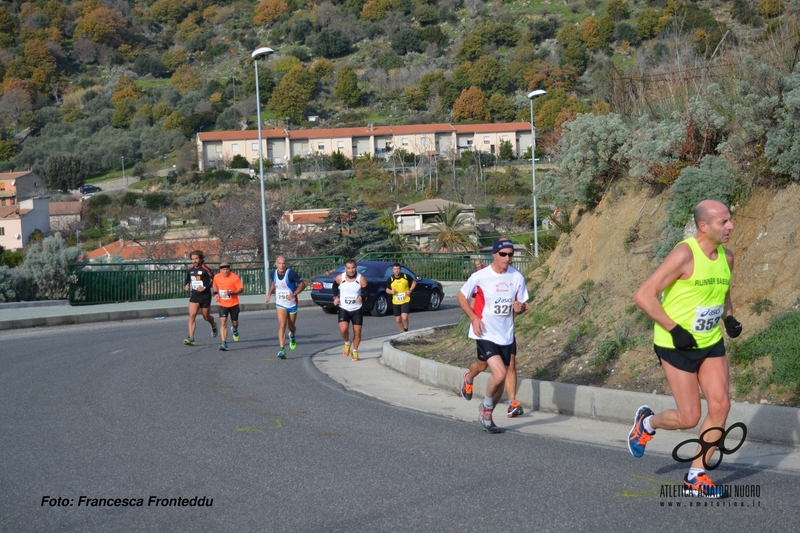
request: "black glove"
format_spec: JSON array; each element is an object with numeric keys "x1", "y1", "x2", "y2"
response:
[
  {"x1": 724, "y1": 316, "x2": 742, "y2": 338},
  {"x1": 669, "y1": 324, "x2": 698, "y2": 350}
]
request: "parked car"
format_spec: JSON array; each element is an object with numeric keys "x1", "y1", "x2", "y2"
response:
[
  {"x1": 79, "y1": 184, "x2": 102, "y2": 194},
  {"x1": 310, "y1": 261, "x2": 444, "y2": 317}
]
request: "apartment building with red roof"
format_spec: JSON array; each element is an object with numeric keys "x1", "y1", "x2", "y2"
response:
[{"x1": 196, "y1": 122, "x2": 533, "y2": 171}]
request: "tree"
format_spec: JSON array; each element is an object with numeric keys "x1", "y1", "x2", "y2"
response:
[
  {"x1": 0, "y1": 140, "x2": 17, "y2": 161},
  {"x1": 268, "y1": 67, "x2": 312, "y2": 124},
  {"x1": 311, "y1": 28, "x2": 352, "y2": 58},
  {"x1": 47, "y1": 154, "x2": 87, "y2": 191},
  {"x1": 606, "y1": 0, "x2": 630, "y2": 22},
  {"x1": 427, "y1": 203, "x2": 478, "y2": 252},
  {"x1": 0, "y1": 86, "x2": 33, "y2": 131},
  {"x1": 487, "y1": 93, "x2": 515, "y2": 122},
  {"x1": 230, "y1": 154, "x2": 249, "y2": 168},
  {"x1": 307, "y1": 198, "x2": 391, "y2": 258},
  {"x1": 334, "y1": 66, "x2": 361, "y2": 107},
  {"x1": 22, "y1": 233, "x2": 83, "y2": 300},
  {"x1": 73, "y1": 7, "x2": 126, "y2": 45},
  {"x1": 216, "y1": 106, "x2": 242, "y2": 131},
  {"x1": 111, "y1": 99, "x2": 135, "y2": 128},
  {"x1": 254, "y1": 0, "x2": 290, "y2": 26},
  {"x1": 112, "y1": 76, "x2": 141, "y2": 103},
  {"x1": 552, "y1": 112, "x2": 630, "y2": 206},
  {"x1": 499, "y1": 139, "x2": 514, "y2": 161},
  {"x1": 199, "y1": 187, "x2": 265, "y2": 260},
  {"x1": 453, "y1": 87, "x2": 490, "y2": 122},
  {"x1": 171, "y1": 64, "x2": 203, "y2": 95},
  {"x1": 392, "y1": 27, "x2": 425, "y2": 55}
]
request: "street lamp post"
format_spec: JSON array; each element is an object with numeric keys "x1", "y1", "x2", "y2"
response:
[
  {"x1": 252, "y1": 46, "x2": 274, "y2": 295},
  {"x1": 163, "y1": 155, "x2": 168, "y2": 190},
  {"x1": 121, "y1": 156, "x2": 125, "y2": 188},
  {"x1": 528, "y1": 89, "x2": 546, "y2": 258}
]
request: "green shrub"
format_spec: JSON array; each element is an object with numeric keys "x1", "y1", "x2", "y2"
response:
[{"x1": 729, "y1": 311, "x2": 800, "y2": 391}]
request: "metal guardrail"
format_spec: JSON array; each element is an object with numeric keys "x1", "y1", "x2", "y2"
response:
[{"x1": 68, "y1": 256, "x2": 345, "y2": 305}]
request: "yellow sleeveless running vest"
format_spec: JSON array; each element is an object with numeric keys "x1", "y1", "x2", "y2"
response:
[{"x1": 653, "y1": 238, "x2": 730, "y2": 349}]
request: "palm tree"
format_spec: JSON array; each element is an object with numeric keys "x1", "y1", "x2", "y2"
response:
[{"x1": 427, "y1": 203, "x2": 478, "y2": 252}]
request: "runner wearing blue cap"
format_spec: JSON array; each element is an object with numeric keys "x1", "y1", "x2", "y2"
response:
[{"x1": 457, "y1": 238, "x2": 530, "y2": 433}]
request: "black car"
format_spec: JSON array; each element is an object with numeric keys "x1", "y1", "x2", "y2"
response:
[
  {"x1": 310, "y1": 261, "x2": 444, "y2": 317},
  {"x1": 79, "y1": 184, "x2": 102, "y2": 194}
]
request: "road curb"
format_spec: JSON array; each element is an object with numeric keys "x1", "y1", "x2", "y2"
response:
[
  {"x1": 0, "y1": 299, "x2": 316, "y2": 331},
  {"x1": 382, "y1": 326, "x2": 800, "y2": 448}
]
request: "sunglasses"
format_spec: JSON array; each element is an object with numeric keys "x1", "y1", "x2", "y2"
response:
[{"x1": 497, "y1": 251, "x2": 514, "y2": 257}]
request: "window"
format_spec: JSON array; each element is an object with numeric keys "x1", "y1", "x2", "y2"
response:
[
  {"x1": 231, "y1": 144, "x2": 239, "y2": 152},
  {"x1": 318, "y1": 142, "x2": 325, "y2": 150},
  {"x1": 421, "y1": 138, "x2": 427, "y2": 146},
  {"x1": 251, "y1": 143, "x2": 259, "y2": 151},
  {"x1": 337, "y1": 141, "x2": 344, "y2": 149},
  {"x1": 402, "y1": 138, "x2": 409, "y2": 146},
  {"x1": 484, "y1": 136, "x2": 490, "y2": 145},
  {"x1": 215, "y1": 145, "x2": 222, "y2": 153},
  {"x1": 502, "y1": 135, "x2": 509, "y2": 141},
  {"x1": 0, "y1": 227, "x2": 4, "y2": 236}
]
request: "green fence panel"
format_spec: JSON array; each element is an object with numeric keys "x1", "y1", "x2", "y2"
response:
[
  {"x1": 68, "y1": 256, "x2": 346, "y2": 305},
  {"x1": 357, "y1": 252, "x2": 530, "y2": 282}
]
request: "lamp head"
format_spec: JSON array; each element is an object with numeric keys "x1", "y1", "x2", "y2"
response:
[
  {"x1": 527, "y1": 89, "x2": 547, "y2": 99},
  {"x1": 251, "y1": 47, "x2": 274, "y2": 60}
]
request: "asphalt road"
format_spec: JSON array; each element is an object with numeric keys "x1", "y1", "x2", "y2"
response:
[{"x1": 1, "y1": 303, "x2": 798, "y2": 532}]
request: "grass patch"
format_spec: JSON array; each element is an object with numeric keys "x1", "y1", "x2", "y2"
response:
[
  {"x1": 750, "y1": 297, "x2": 775, "y2": 316},
  {"x1": 590, "y1": 323, "x2": 643, "y2": 368},
  {"x1": 729, "y1": 311, "x2": 800, "y2": 391}
]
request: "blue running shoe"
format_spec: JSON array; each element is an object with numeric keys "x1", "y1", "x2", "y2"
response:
[
  {"x1": 211, "y1": 322, "x2": 218, "y2": 338},
  {"x1": 219, "y1": 342, "x2": 228, "y2": 351},
  {"x1": 278, "y1": 348, "x2": 286, "y2": 359},
  {"x1": 628, "y1": 405, "x2": 655, "y2": 458}
]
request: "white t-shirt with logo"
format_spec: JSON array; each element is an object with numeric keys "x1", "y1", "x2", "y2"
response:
[{"x1": 459, "y1": 266, "x2": 528, "y2": 346}]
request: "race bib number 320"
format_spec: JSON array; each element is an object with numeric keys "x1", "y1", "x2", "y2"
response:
[{"x1": 692, "y1": 305, "x2": 723, "y2": 333}]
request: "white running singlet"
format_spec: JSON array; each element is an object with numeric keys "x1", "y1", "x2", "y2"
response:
[
  {"x1": 459, "y1": 265, "x2": 528, "y2": 346},
  {"x1": 338, "y1": 273, "x2": 363, "y2": 312}
]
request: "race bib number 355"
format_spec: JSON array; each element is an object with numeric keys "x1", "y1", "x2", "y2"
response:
[{"x1": 692, "y1": 305, "x2": 723, "y2": 333}]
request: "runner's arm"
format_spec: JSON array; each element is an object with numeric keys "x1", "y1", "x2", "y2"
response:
[{"x1": 633, "y1": 243, "x2": 692, "y2": 331}]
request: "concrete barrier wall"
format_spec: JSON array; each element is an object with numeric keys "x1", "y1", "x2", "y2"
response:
[{"x1": 381, "y1": 328, "x2": 800, "y2": 447}]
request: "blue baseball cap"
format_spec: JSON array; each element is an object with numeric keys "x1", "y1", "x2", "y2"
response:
[{"x1": 492, "y1": 239, "x2": 514, "y2": 254}]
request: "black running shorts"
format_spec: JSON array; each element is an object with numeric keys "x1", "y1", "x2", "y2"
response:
[
  {"x1": 392, "y1": 303, "x2": 410, "y2": 316},
  {"x1": 218, "y1": 305, "x2": 240, "y2": 321},
  {"x1": 476, "y1": 338, "x2": 516, "y2": 367},
  {"x1": 654, "y1": 338, "x2": 725, "y2": 373},
  {"x1": 338, "y1": 307, "x2": 364, "y2": 325},
  {"x1": 189, "y1": 292, "x2": 212, "y2": 308}
]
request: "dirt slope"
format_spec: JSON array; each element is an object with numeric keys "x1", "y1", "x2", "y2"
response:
[{"x1": 400, "y1": 181, "x2": 800, "y2": 406}]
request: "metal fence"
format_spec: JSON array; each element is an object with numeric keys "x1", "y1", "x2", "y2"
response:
[
  {"x1": 68, "y1": 256, "x2": 345, "y2": 305},
  {"x1": 68, "y1": 252, "x2": 532, "y2": 305},
  {"x1": 358, "y1": 252, "x2": 532, "y2": 282}
]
